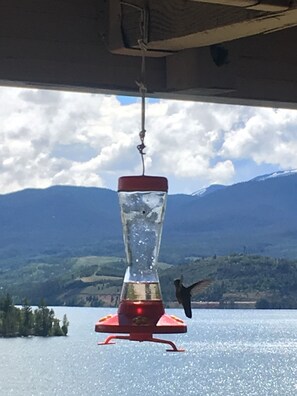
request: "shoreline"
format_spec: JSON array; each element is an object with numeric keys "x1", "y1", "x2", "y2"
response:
[{"x1": 167, "y1": 301, "x2": 256, "y2": 309}]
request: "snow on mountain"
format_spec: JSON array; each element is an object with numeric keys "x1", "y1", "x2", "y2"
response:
[
  {"x1": 192, "y1": 187, "x2": 207, "y2": 196},
  {"x1": 192, "y1": 184, "x2": 226, "y2": 197},
  {"x1": 192, "y1": 170, "x2": 297, "y2": 198},
  {"x1": 252, "y1": 170, "x2": 297, "y2": 182}
]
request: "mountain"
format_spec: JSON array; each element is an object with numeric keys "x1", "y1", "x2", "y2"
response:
[
  {"x1": 251, "y1": 169, "x2": 297, "y2": 182},
  {"x1": 164, "y1": 170, "x2": 297, "y2": 259},
  {"x1": 192, "y1": 184, "x2": 226, "y2": 197},
  {"x1": 0, "y1": 186, "x2": 123, "y2": 261},
  {"x1": 1, "y1": 170, "x2": 297, "y2": 263}
]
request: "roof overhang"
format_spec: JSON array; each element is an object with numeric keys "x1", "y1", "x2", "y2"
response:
[{"x1": 0, "y1": 0, "x2": 296, "y2": 108}]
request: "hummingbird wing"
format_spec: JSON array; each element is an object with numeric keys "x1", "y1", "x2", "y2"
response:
[{"x1": 188, "y1": 279, "x2": 212, "y2": 296}]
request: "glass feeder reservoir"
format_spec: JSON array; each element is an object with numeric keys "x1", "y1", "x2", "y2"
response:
[
  {"x1": 117, "y1": 175, "x2": 167, "y2": 325},
  {"x1": 95, "y1": 175, "x2": 187, "y2": 352}
]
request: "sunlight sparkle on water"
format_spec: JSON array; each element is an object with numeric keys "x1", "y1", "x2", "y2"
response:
[{"x1": 1, "y1": 308, "x2": 297, "y2": 396}]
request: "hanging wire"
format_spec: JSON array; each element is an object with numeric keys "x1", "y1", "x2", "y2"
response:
[
  {"x1": 136, "y1": 7, "x2": 148, "y2": 176},
  {"x1": 136, "y1": 34, "x2": 147, "y2": 176},
  {"x1": 121, "y1": 2, "x2": 148, "y2": 175}
]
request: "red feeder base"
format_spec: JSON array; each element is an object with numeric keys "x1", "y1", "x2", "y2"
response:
[{"x1": 95, "y1": 300, "x2": 187, "y2": 352}]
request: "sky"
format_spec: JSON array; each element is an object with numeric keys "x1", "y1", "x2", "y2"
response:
[{"x1": 0, "y1": 86, "x2": 297, "y2": 195}]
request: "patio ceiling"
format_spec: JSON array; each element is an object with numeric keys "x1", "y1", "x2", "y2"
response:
[{"x1": 0, "y1": 0, "x2": 296, "y2": 108}]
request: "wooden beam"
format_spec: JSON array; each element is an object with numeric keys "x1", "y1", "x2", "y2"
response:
[
  {"x1": 165, "y1": 27, "x2": 297, "y2": 109},
  {"x1": 0, "y1": 0, "x2": 296, "y2": 110},
  {"x1": 144, "y1": 2, "x2": 297, "y2": 51},
  {"x1": 192, "y1": 0, "x2": 290, "y2": 12},
  {"x1": 111, "y1": 0, "x2": 297, "y2": 53},
  {"x1": 0, "y1": 0, "x2": 166, "y2": 93},
  {"x1": 193, "y1": 0, "x2": 259, "y2": 7},
  {"x1": 249, "y1": 1, "x2": 290, "y2": 12},
  {"x1": 107, "y1": 0, "x2": 174, "y2": 57}
]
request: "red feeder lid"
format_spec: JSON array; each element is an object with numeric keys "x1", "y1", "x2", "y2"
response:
[{"x1": 118, "y1": 176, "x2": 168, "y2": 192}]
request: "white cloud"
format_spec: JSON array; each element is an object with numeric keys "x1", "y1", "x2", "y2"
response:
[
  {"x1": 221, "y1": 108, "x2": 297, "y2": 168},
  {"x1": 0, "y1": 87, "x2": 297, "y2": 194}
]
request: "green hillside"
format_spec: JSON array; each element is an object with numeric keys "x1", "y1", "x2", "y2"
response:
[{"x1": 2, "y1": 254, "x2": 297, "y2": 309}]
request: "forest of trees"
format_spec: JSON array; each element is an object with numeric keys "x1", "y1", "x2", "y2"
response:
[
  {"x1": 2, "y1": 254, "x2": 297, "y2": 309},
  {"x1": 159, "y1": 254, "x2": 297, "y2": 309},
  {"x1": 0, "y1": 294, "x2": 69, "y2": 337}
]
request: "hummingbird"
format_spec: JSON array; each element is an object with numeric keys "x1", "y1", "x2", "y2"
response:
[{"x1": 174, "y1": 277, "x2": 212, "y2": 318}]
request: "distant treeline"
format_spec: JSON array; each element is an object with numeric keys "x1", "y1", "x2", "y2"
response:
[
  {"x1": 2, "y1": 254, "x2": 297, "y2": 309},
  {"x1": 0, "y1": 294, "x2": 69, "y2": 337},
  {"x1": 159, "y1": 254, "x2": 297, "y2": 309}
]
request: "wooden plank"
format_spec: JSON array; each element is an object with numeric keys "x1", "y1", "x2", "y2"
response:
[
  {"x1": 112, "y1": 0, "x2": 296, "y2": 52},
  {"x1": 118, "y1": 0, "x2": 267, "y2": 51},
  {"x1": 127, "y1": 1, "x2": 264, "y2": 43},
  {"x1": 0, "y1": 42, "x2": 166, "y2": 94},
  {"x1": 0, "y1": 0, "x2": 101, "y2": 44},
  {"x1": 192, "y1": 0, "x2": 258, "y2": 7},
  {"x1": 0, "y1": 0, "x2": 166, "y2": 93},
  {"x1": 165, "y1": 27, "x2": 297, "y2": 109},
  {"x1": 0, "y1": 0, "x2": 99, "y2": 19},
  {"x1": 146, "y1": 5, "x2": 297, "y2": 50},
  {"x1": 248, "y1": 0, "x2": 291, "y2": 12},
  {"x1": 107, "y1": 0, "x2": 173, "y2": 57},
  {"x1": 0, "y1": 0, "x2": 296, "y2": 110},
  {"x1": 192, "y1": 0, "x2": 290, "y2": 12}
]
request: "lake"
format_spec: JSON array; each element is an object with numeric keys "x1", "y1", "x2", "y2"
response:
[{"x1": 1, "y1": 308, "x2": 297, "y2": 396}]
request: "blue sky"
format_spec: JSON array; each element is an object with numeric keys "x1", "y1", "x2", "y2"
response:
[{"x1": 0, "y1": 87, "x2": 296, "y2": 195}]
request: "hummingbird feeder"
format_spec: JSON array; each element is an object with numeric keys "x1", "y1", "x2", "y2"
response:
[
  {"x1": 95, "y1": 176, "x2": 187, "y2": 351},
  {"x1": 95, "y1": 4, "x2": 186, "y2": 351}
]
